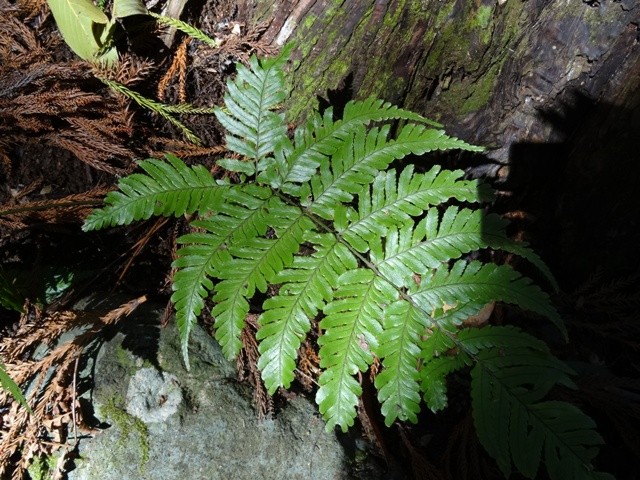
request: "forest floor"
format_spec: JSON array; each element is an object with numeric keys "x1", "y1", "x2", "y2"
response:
[{"x1": 1, "y1": 2, "x2": 640, "y2": 480}]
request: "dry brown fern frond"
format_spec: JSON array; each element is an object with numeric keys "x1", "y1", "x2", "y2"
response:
[
  {"x1": 15, "y1": 0, "x2": 48, "y2": 20},
  {"x1": 236, "y1": 314, "x2": 272, "y2": 419},
  {"x1": 217, "y1": 21, "x2": 277, "y2": 64},
  {"x1": 103, "y1": 55, "x2": 156, "y2": 88},
  {"x1": 0, "y1": 10, "x2": 139, "y2": 177},
  {"x1": 0, "y1": 296, "x2": 146, "y2": 479},
  {"x1": 158, "y1": 37, "x2": 191, "y2": 102},
  {"x1": 0, "y1": 14, "x2": 49, "y2": 62},
  {"x1": 0, "y1": 188, "x2": 108, "y2": 232}
]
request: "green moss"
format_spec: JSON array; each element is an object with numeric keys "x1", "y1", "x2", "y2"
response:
[
  {"x1": 287, "y1": 0, "x2": 519, "y2": 123},
  {"x1": 473, "y1": 5, "x2": 493, "y2": 29},
  {"x1": 115, "y1": 344, "x2": 152, "y2": 375},
  {"x1": 27, "y1": 454, "x2": 57, "y2": 480},
  {"x1": 101, "y1": 396, "x2": 150, "y2": 473},
  {"x1": 461, "y1": 65, "x2": 499, "y2": 113},
  {"x1": 115, "y1": 344, "x2": 135, "y2": 372},
  {"x1": 380, "y1": 0, "x2": 403, "y2": 28},
  {"x1": 302, "y1": 13, "x2": 317, "y2": 30}
]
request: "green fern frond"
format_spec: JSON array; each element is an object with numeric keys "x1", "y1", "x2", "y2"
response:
[
  {"x1": 419, "y1": 326, "x2": 549, "y2": 412},
  {"x1": 338, "y1": 166, "x2": 486, "y2": 253},
  {"x1": 83, "y1": 154, "x2": 222, "y2": 231},
  {"x1": 172, "y1": 185, "x2": 275, "y2": 365},
  {"x1": 307, "y1": 124, "x2": 482, "y2": 219},
  {"x1": 214, "y1": 44, "x2": 292, "y2": 163},
  {"x1": 280, "y1": 97, "x2": 453, "y2": 189},
  {"x1": 316, "y1": 269, "x2": 397, "y2": 431},
  {"x1": 171, "y1": 226, "x2": 228, "y2": 368},
  {"x1": 467, "y1": 329, "x2": 608, "y2": 480},
  {"x1": 410, "y1": 260, "x2": 564, "y2": 334},
  {"x1": 375, "y1": 300, "x2": 428, "y2": 425},
  {"x1": 84, "y1": 47, "x2": 611, "y2": 479},
  {"x1": 210, "y1": 273, "x2": 250, "y2": 361},
  {"x1": 372, "y1": 207, "x2": 488, "y2": 287},
  {"x1": 222, "y1": 198, "x2": 309, "y2": 296},
  {"x1": 363, "y1": 200, "x2": 556, "y2": 290},
  {"x1": 172, "y1": 174, "x2": 311, "y2": 367},
  {"x1": 257, "y1": 233, "x2": 357, "y2": 393},
  {"x1": 415, "y1": 326, "x2": 459, "y2": 412},
  {"x1": 211, "y1": 199, "x2": 311, "y2": 360},
  {"x1": 174, "y1": 187, "x2": 304, "y2": 363},
  {"x1": 457, "y1": 324, "x2": 551, "y2": 353},
  {"x1": 418, "y1": 326, "x2": 611, "y2": 480}
]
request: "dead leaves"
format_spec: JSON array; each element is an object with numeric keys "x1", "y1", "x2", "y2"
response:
[{"x1": 0, "y1": 296, "x2": 146, "y2": 479}]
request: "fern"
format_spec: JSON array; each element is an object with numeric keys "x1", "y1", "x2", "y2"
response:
[
  {"x1": 214, "y1": 44, "x2": 291, "y2": 164},
  {"x1": 83, "y1": 153, "x2": 224, "y2": 230},
  {"x1": 85, "y1": 46, "x2": 611, "y2": 479},
  {"x1": 421, "y1": 326, "x2": 613, "y2": 480}
]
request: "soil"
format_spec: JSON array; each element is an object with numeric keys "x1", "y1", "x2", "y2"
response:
[{"x1": 1, "y1": 2, "x2": 639, "y2": 480}]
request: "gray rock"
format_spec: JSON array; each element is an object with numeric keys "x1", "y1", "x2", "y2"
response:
[
  {"x1": 125, "y1": 368, "x2": 182, "y2": 423},
  {"x1": 68, "y1": 299, "x2": 352, "y2": 480}
]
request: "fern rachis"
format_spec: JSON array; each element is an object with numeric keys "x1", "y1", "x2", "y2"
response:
[{"x1": 84, "y1": 46, "x2": 612, "y2": 480}]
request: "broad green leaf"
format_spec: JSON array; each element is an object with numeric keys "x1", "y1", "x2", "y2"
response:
[
  {"x1": 47, "y1": 0, "x2": 118, "y2": 66},
  {"x1": 112, "y1": 0, "x2": 148, "y2": 18}
]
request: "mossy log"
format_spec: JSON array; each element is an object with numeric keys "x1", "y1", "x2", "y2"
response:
[{"x1": 236, "y1": 0, "x2": 639, "y2": 163}]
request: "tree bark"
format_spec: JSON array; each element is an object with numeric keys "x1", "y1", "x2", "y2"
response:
[{"x1": 236, "y1": 0, "x2": 638, "y2": 156}]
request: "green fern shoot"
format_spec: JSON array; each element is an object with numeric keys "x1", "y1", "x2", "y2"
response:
[{"x1": 84, "y1": 44, "x2": 612, "y2": 480}]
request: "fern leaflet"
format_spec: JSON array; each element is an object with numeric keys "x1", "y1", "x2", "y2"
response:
[
  {"x1": 214, "y1": 44, "x2": 292, "y2": 163},
  {"x1": 279, "y1": 96, "x2": 454, "y2": 190},
  {"x1": 83, "y1": 154, "x2": 222, "y2": 231},
  {"x1": 172, "y1": 185, "x2": 273, "y2": 363},
  {"x1": 307, "y1": 124, "x2": 482, "y2": 219},
  {"x1": 374, "y1": 300, "x2": 427, "y2": 425},
  {"x1": 338, "y1": 166, "x2": 486, "y2": 253},
  {"x1": 257, "y1": 233, "x2": 357, "y2": 393},
  {"x1": 409, "y1": 260, "x2": 564, "y2": 333},
  {"x1": 316, "y1": 269, "x2": 397, "y2": 431},
  {"x1": 466, "y1": 327, "x2": 611, "y2": 480}
]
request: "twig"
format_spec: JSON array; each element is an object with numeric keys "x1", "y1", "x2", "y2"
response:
[{"x1": 72, "y1": 356, "x2": 79, "y2": 445}]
